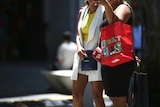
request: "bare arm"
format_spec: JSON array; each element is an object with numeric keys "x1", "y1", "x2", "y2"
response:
[
  {"x1": 114, "y1": 4, "x2": 132, "y2": 23},
  {"x1": 98, "y1": 0, "x2": 131, "y2": 24},
  {"x1": 76, "y1": 7, "x2": 87, "y2": 58}
]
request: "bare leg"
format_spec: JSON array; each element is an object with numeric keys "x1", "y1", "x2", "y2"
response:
[
  {"x1": 72, "y1": 73, "x2": 88, "y2": 107},
  {"x1": 110, "y1": 96, "x2": 128, "y2": 107},
  {"x1": 91, "y1": 81, "x2": 105, "y2": 107}
]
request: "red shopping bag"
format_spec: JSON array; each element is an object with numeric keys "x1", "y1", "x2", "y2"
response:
[{"x1": 100, "y1": 21, "x2": 134, "y2": 67}]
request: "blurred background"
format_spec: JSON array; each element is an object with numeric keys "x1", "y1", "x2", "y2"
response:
[{"x1": 0, "y1": 0, "x2": 160, "y2": 107}]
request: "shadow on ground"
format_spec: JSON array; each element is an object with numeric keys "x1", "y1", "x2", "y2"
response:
[{"x1": 0, "y1": 60, "x2": 66, "y2": 98}]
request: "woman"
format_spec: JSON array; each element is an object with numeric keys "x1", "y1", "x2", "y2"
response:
[
  {"x1": 71, "y1": 0, "x2": 105, "y2": 107},
  {"x1": 98, "y1": 0, "x2": 136, "y2": 107}
]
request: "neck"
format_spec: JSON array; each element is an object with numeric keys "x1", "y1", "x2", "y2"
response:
[{"x1": 88, "y1": 5, "x2": 98, "y2": 14}]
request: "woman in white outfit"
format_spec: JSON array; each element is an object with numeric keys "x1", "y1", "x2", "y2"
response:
[{"x1": 71, "y1": 0, "x2": 106, "y2": 107}]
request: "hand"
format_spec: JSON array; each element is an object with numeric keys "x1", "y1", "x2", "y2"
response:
[
  {"x1": 135, "y1": 56, "x2": 141, "y2": 63},
  {"x1": 92, "y1": 0, "x2": 99, "y2": 6},
  {"x1": 77, "y1": 47, "x2": 87, "y2": 58},
  {"x1": 94, "y1": 0, "x2": 108, "y2": 6}
]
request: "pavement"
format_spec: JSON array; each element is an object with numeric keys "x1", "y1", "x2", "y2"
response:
[
  {"x1": 0, "y1": 60, "x2": 54, "y2": 98},
  {"x1": 0, "y1": 60, "x2": 113, "y2": 107},
  {"x1": 0, "y1": 60, "x2": 72, "y2": 107},
  {"x1": 0, "y1": 93, "x2": 73, "y2": 107}
]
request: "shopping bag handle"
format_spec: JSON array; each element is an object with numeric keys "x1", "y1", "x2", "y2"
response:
[{"x1": 135, "y1": 56, "x2": 141, "y2": 73}]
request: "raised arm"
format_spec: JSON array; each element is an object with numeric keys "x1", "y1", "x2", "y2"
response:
[{"x1": 97, "y1": 0, "x2": 132, "y2": 24}]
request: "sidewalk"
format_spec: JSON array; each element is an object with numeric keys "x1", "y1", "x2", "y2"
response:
[
  {"x1": 0, "y1": 60, "x2": 53, "y2": 98},
  {"x1": 0, "y1": 61, "x2": 113, "y2": 107},
  {"x1": 0, "y1": 93, "x2": 113, "y2": 107},
  {"x1": 0, "y1": 93, "x2": 73, "y2": 107}
]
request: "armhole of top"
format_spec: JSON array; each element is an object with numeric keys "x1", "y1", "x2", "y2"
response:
[
  {"x1": 123, "y1": 3, "x2": 134, "y2": 18},
  {"x1": 121, "y1": 3, "x2": 134, "y2": 25}
]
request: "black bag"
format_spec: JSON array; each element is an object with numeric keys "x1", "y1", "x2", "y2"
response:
[
  {"x1": 81, "y1": 50, "x2": 97, "y2": 71},
  {"x1": 128, "y1": 62, "x2": 149, "y2": 107}
]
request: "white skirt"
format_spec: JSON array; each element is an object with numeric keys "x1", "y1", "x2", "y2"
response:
[{"x1": 71, "y1": 52, "x2": 102, "y2": 82}]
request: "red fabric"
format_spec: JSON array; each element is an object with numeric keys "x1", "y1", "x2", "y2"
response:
[
  {"x1": 92, "y1": 47, "x2": 103, "y2": 62},
  {"x1": 99, "y1": 22, "x2": 134, "y2": 67}
]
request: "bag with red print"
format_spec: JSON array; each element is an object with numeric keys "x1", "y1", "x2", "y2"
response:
[{"x1": 92, "y1": 21, "x2": 135, "y2": 67}]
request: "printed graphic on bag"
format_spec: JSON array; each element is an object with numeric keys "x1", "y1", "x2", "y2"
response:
[
  {"x1": 101, "y1": 35, "x2": 122, "y2": 57},
  {"x1": 99, "y1": 22, "x2": 134, "y2": 67}
]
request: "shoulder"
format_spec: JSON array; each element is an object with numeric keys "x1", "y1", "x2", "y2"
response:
[
  {"x1": 79, "y1": 5, "x2": 87, "y2": 14},
  {"x1": 78, "y1": 5, "x2": 87, "y2": 19},
  {"x1": 117, "y1": 3, "x2": 132, "y2": 14},
  {"x1": 114, "y1": 4, "x2": 132, "y2": 18},
  {"x1": 69, "y1": 41, "x2": 77, "y2": 47},
  {"x1": 114, "y1": 3, "x2": 132, "y2": 23},
  {"x1": 70, "y1": 42, "x2": 77, "y2": 47},
  {"x1": 60, "y1": 42, "x2": 69, "y2": 48}
]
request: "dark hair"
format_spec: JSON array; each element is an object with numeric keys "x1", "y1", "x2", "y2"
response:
[
  {"x1": 86, "y1": 1, "x2": 89, "y2": 5},
  {"x1": 62, "y1": 31, "x2": 72, "y2": 42},
  {"x1": 84, "y1": 0, "x2": 89, "y2": 5}
]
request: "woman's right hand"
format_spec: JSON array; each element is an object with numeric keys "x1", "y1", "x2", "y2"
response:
[{"x1": 77, "y1": 47, "x2": 87, "y2": 58}]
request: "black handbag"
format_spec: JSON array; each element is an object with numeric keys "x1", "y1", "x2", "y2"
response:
[
  {"x1": 128, "y1": 62, "x2": 149, "y2": 107},
  {"x1": 81, "y1": 50, "x2": 97, "y2": 71}
]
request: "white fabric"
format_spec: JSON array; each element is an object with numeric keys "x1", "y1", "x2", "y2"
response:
[
  {"x1": 57, "y1": 41, "x2": 77, "y2": 69},
  {"x1": 71, "y1": 5, "x2": 104, "y2": 81}
]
